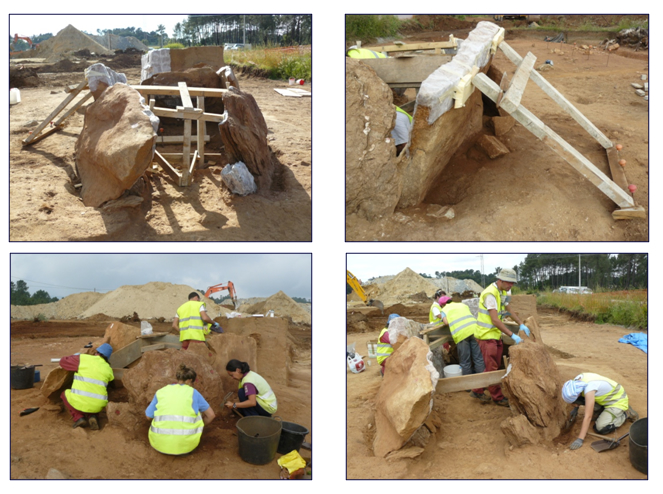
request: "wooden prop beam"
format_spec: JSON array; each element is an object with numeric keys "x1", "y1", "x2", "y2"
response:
[
  {"x1": 472, "y1": 73, "x2": 635, "y2": 210},
  {"x1": 22, "y1": 79, "x2": 88, "y2": 146},
  {"x1": 197, "y1": 95, "x2": 206, "y2": 166},
  {"x1": 154, "y1": 150, "x2": 182, "y2": 182},
  {"x1": 436, "y1": 370, "x2": 506, "y2": 394},
  {"x1": 370, "y1": 38, "x2": 458, "y2": 54},
  {"x1": 499, "y1": 52, "x2": 536, "y2": 114},
  {"x1": 132, "y1": 85, "x2": 228, "y2": 98},
  {"x1": 156, "y1": 135, "x2": 210, "y2": 144},
  {"x1": 151, "y1": 107, "x2": 224, "y2": 123},
  {"x1": 498, "y1": 41, "x2": 613, "y2": 149}
]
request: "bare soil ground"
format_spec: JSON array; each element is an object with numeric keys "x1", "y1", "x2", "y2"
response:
[
  {"x1": 9, "y1": 61, "x2": 311, "y2": 241},
  {"x1": 346, "y1": 18, "x2": 648, "y2": 241},
  {"x1": 347, "y1": 305, "x2": 647, "y2": 479},
  {"x1": 346, "y1": 306, "x2": 647, "y2": 479},
  {"x1": 10, "y1": 318, "x2": 311, "y2": 479}
]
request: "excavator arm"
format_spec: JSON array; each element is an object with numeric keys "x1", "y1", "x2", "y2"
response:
[
  {"x1": 347, "y1": 270, "x2": 384, "y2": 314},
  {"x1": 205, "y1": 281, "x2": 240, "y2": 310}
]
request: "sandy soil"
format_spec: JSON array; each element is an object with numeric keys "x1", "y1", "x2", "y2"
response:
[
  {"x1": 346, "y1": 305, "x2": 647, "y2": 479},
  {"x1": 10, "y1": 318, "x2": 311, "y2": 479},
  {"x1": 346, "y1": 22, "x2": 648, "y2": 241},
  {"x1": 9, "y1": 64, "x2": 311, "y2": 241}
]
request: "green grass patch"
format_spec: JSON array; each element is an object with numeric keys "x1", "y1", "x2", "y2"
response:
[
  {"x1": 164, "y1": 42, "x2": 185, "y2": 49},
  {"x1": 226, "y1": 44, "x2": 311, "y2": 81},
  {"x1": 537, "y1": 290, "x2": 647, "y2": 329},
  {"x1": 346, "y1": 15, "x2": 402, "y2": 41}
]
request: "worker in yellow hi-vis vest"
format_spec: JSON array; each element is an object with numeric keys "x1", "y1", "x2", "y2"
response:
[
  {"x1": 173, "y1": 292, "x2": 221, "y2": 350},
  {"x1": 562, "y1": 372, "x2": 639, "y2": 450}
]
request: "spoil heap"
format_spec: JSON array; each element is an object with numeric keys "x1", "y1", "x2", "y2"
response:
[
  {"x1": 91, "y1": 33, "x2": 148, "y2": 52},
  {"x1": 243, "y1": 291, "x2": 311, "y2": 324},
  {"x1": 34, "y1": 25, "x2": 113, "y2": 62},
  {"x1": 378, "y1": 268, "x2": 438, "y2": 304},
  {"x1": 10, "y1": 291, "x2": 105, "y2": 320},
  {"x1": 431, "y1": 276, "x2": 484, "y2": 294}
]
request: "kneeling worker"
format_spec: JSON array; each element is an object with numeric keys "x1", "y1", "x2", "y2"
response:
[
  {"x1": 146, "y1": 364, "x2": 216, "y2": 455},
  {"x1": 562, "y1": 372, "x2": 639, "y2": 450},
  {"x1": 225, "y1": 360, "x2": 278, "y2": 417},
  {"x1": 59, "y1": 343, "x2": 114, "y2": 430},
  {"x1": 436, "y1": 296, "x2": 489, "y2": 402}
]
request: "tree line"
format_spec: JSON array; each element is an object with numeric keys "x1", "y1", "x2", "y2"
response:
[
  {"x1": 517, "y1": 254, "x2": 647, "y2": 291},
  {"x1": 11, "y1": 280, "x2": 59, "y2": 306}
]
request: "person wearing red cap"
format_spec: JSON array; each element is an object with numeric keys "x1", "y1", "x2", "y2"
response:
[{"x1": 59, "y1": 343, "x2": 114, "y2": 430}]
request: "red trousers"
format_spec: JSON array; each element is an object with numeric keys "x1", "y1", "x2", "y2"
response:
[
  {"x1": 477, "y1": 339, "x2": 505, "y2": 401},
  {"x1": 60, "y1": 391, "x2": 97, "y2": 422}
]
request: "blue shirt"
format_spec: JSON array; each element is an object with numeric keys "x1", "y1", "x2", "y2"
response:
[{"x1": 145, "y1": 384, "x2": 210, "y2": 418}]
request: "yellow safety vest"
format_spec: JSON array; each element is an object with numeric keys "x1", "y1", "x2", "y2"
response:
[
  {"x1": 475, "y1": 283, "x2": 508, "y2": 340},
  {"x1": 376, "y1": 327, "x2": 393, "y2": 365},
  {"x1": 149, "y1": 384, "x2": 204, "y2": 455},
  {"x1": 395, "y1": 106, "x2": 413, "y2": 123},
  {"x1": 177, "y1": 300, "x2": 210, "y2": 342},
  {"x1": 579, "y1": 373, "x2": 629, "y2": 411},
  {"x1": 64, "y1": 354, "x2": 114, "y2": 413},
  {"x1": 239, "y1": 371, "x2": 278, "y2": 414},
  {"x1": 347, "y1": 48, "x2": 387, "y2": 59},
  {"x1": 444, "y1": 302, "x2": 479, "y2": 344}
]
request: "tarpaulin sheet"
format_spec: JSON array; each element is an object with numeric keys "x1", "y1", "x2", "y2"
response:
[{"x1": 618, "y1": 332, "x2": 647, "y2": 353}]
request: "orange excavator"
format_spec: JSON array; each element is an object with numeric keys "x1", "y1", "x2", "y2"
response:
[
  {"x1": 10, "y1": 34, "x2": 38, "y2": 56},
  {"x1": 205, "y1": 282, "x2": 240, "y2": 310}
]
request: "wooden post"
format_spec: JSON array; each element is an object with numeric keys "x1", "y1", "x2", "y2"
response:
[{"x1": 197, "y1": 96, "x2": 205, "y2": 167}]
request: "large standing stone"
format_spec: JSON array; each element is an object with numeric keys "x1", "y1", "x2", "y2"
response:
[
  {"x1": 122, "y1": 349, "x2": 224, "y2": 412},
  {"x1": 373, "y1": 337, "x2": 438, "y2": 457},
  {"x1": 500, "y1": 338, "x2": 567, "y2": 443},
  {"x1": 40, "y1": 367, "x2": 74, "y2": 402},
  {"x1": 218, "y1": 87, "x2": 273, "y2": 190},
  {"x1": 75, "y1": 83, "x2": 157, "y2": 207},
  {"x1": 345, "y1": 57, "x2": 402, "y2": 221},
  {"x1": 99, "y1": 321, "x2": 141, "y2": 352}
]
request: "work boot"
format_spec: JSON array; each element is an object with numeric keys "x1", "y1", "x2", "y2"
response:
[
  {"x1": 73, "y1": 417, "x2": 88, "y2": 429},
  {"x1": 494, "y1": 398, "x2": 510, "y2": 407},
  {"x1": 627, "y1": 406, "x2": 639, "y2": 422},
  {"x1": 88, "y1": 416, "x2": 99, "y2": 430},
  {"x1": 470, "y1": 391, "x2": 491, "y2": 403}
]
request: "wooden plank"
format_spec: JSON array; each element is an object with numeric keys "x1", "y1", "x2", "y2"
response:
[
  {"x1": 189, "y1": 150, "x2": 198, "y2": 175},
  {"x1": 154, "y1": 150, "x2": 182, "y2": 181},
  {"x1": 141, "y1": 343, "x2": 167, "y2": 352},
  {"x1": 66, "y1": 83, "x2": 88, "y2": 93},
  {"x1": 429, "y1": 335, "x2": 453, "y2": 351},
  {"x1": 156, "y1": 135, "x2": 210, "y2": 144},
  {"x1": 605, "y1": 146, "x2": 629, "y2": 192},
  {"x1": 454, "y1": 65, "x2": 479, "y2": 109},
  {"x1": 178, "y1": 82, "x2": 193, "y2": 109},
  {"x1": 498, "y1": 42, "x2": 613, "y2": 149},
  {"x1": 436, "y1": 370, "x2": 506, "y2": 394},
  {"x1": 132, "y1": 85, "x2": 228, "y2": 98},
  {"x1": 52, "y1": 90, "x2": 94, "y2": 126},
  {"x1": 151, "y1": 107, "x2": 224, "y2": 123},
  {"x1": 360, "y1": 55, "x2": 451, "y2": 86},
  {"x1": 22, "y1": 125, "x2": 63, "y2": 145},
  {"x1": 499, "y1": 52, "x2": 536, "y2": 114},
  {"x1": 474, "y1": 74, "x2": 634, "y2": 209},
  {"x1": 274, "y1": 88, "x2": 303, "y2": 98},
  {"x1": 612, "y1": 205, "x2": 646, "y2": 220},
  {"x1": 369, "y1": 40, "x2": 457, "y2": 53},
  {"x1": 181, "y1": 118, "x2": 192, "y2": 186},
  {"x1": 197, "y1": 96, "x2": 205, "y2": 166},
  {"x1": 23, "y1": 79, "x2": 88, "y2": 145}
]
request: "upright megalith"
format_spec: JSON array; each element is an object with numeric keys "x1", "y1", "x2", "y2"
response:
[
  {"x1": 373, "y1": 337, "x2": 439, "y2": 457},
  {"x1": 345, "y1": 57, "x2": 403, "y2": 221},
  {"x1": 75, "y1": 83, "x2": 158, "y2": 207},
  {"x1": 218, "y1": 87, "x2": 273, "y2": 190}
]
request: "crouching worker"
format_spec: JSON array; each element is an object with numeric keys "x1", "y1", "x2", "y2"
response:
[
  {"x1": 146, "y1": 364, "x2": 216, "y2": 455},
  {"x1": 225, "y1": 359, "x2": 277, "y2": 417},
  {"x1": 59, "y1": 343, "x2": 114, "y2": 430},
  {"x1": 377, "y1": 314, "x2": 400, "y2": 377},
  {"x1": 562, "y1": 372, "x2": 639, "y2": 451}
]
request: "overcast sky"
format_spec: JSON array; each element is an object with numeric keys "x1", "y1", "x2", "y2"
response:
[
  {"x1": 10, "y1": 14, "x2": 190, "y2": 38},
  {"x1": 10, "y1": 254, "x2": 311, "y2": 300},
  {"x1": 347, "y1": 253, "x2": 528, "y2": 282}
]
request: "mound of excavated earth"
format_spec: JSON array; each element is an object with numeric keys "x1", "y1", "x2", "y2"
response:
[
  {"x1": 10, "y1": 291, "x2": 106, "y2": 320},
  {"x1": 378, "y1": 268, "x2": 438, "y2": 304},
  {"x1": 34, "y1": 24, "x2": 113, "y2": 62},
  {"x1": 242, "y1": 290, "x2": 311, "y2": 324}
]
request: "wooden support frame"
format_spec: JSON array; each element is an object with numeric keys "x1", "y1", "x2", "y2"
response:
[
  {"x1": 22, "y1": 79, "x2": 90, "y2": 146},
  {"x1": 436, "y1": 369, "x2": 505, "y2": 394},
  {"x1": 472, "y1": 72, "x2": 642, "y2": 216}
]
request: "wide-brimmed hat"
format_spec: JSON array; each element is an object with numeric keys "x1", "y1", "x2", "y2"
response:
[{"x1": 497, "y1": 268, "x2": 518, "y2": 283}]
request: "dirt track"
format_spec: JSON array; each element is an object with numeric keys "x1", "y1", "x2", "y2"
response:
[
  {"x1": 346, "y1": 306, "x2": 647, "y2": 479},
  {"x1": 9, "y1": 63, "x2": 311, "y2": 241},
  {"x1": 346, "y1": 21, "x2": 648, "y2": 241},
  {"x1": 10, "y1": 318, "x2": 311, "y2": 479}
]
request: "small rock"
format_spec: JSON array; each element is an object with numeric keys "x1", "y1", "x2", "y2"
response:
[
  {"x1": 50, "y1": 90, "x2": 61, "y2": 94},
  {"x1": 367, "y1": 423, "x2": 372, "y2": 430},
  {"x1": 644, "y1": 96, "x2": 648, "y2": 101},
  {"x1": 644, "y1": 82, "x2": 648, "y2": 92},
  {"x1": 635, "y1": 89, "x2": 646, "y2": 97},
  {"x1": 46, "y1": 468, "x2": 67, "y2": 479},
  {"x1": 426, "y1": 204, "x2": 455, "y2": 220},
  {"x1": 641, "y1": 74, "x2": 647, "y2": 81},
  {"x1": 11, "y1": 456, "x2": 21, "y2": 463},
  {"x1": 24, "y1": 120, "x2": 39, "y2": 127},
  {"x1": 631, "y1": 83, "x2": 643, "y2": 89}
]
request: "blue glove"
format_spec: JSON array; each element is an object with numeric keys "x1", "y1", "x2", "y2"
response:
[
  {"x1": 570, "y1": 438, "x2": 584, "y2": 450},
  {"x1": 519, "y1": 324, "x2": 531, "y2": 337},
  {"x1": 511, "y1": 334, "x2": 523, "y2": 345}
]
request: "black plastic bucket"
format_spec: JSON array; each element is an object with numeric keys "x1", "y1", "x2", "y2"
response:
[
  {"x1": 236, "y1": 416, "x2": 282, "y2": 465},
  {"x1": 10, "y1": 365, "x2": 35, "y2": 390},
  {"x1": 629, "y1": 417, "x2": 647, "y2": 474},
  {"x1": 277, "y1": 421, "x2": 309, "y2": 454}
]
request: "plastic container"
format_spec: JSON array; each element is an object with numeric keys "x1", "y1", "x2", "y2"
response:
[
  {"x1": 34, "y1": 370, "x2": 41, "y2": 383},
  {"x1": 629, "y1": 417, "x2": 647, "y2": 474},
  {"x1": 443, "y1": 364, "x2": 462, "y2": 378},
  {"x1": 277, "y1": 421, "x2": 310, "y2": 454},
  {"x1": 11, "y1": 365, "x2": 35, "y2": 389},
  {"x1": 289, "y1": 78, "x2": 295, "y2": 85},
  {"x1": 10, "y1": 88, "x2": 21, "y2": 105},
  {"x1": 366, "y1": 342, "x2": 377, "y2": 358},
  {"x1": 296, "y1": 79, "x2": 305, "y2": 85},
  {"x1": 236, "y1": 416, "x2": 282, "y2": 465}
]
